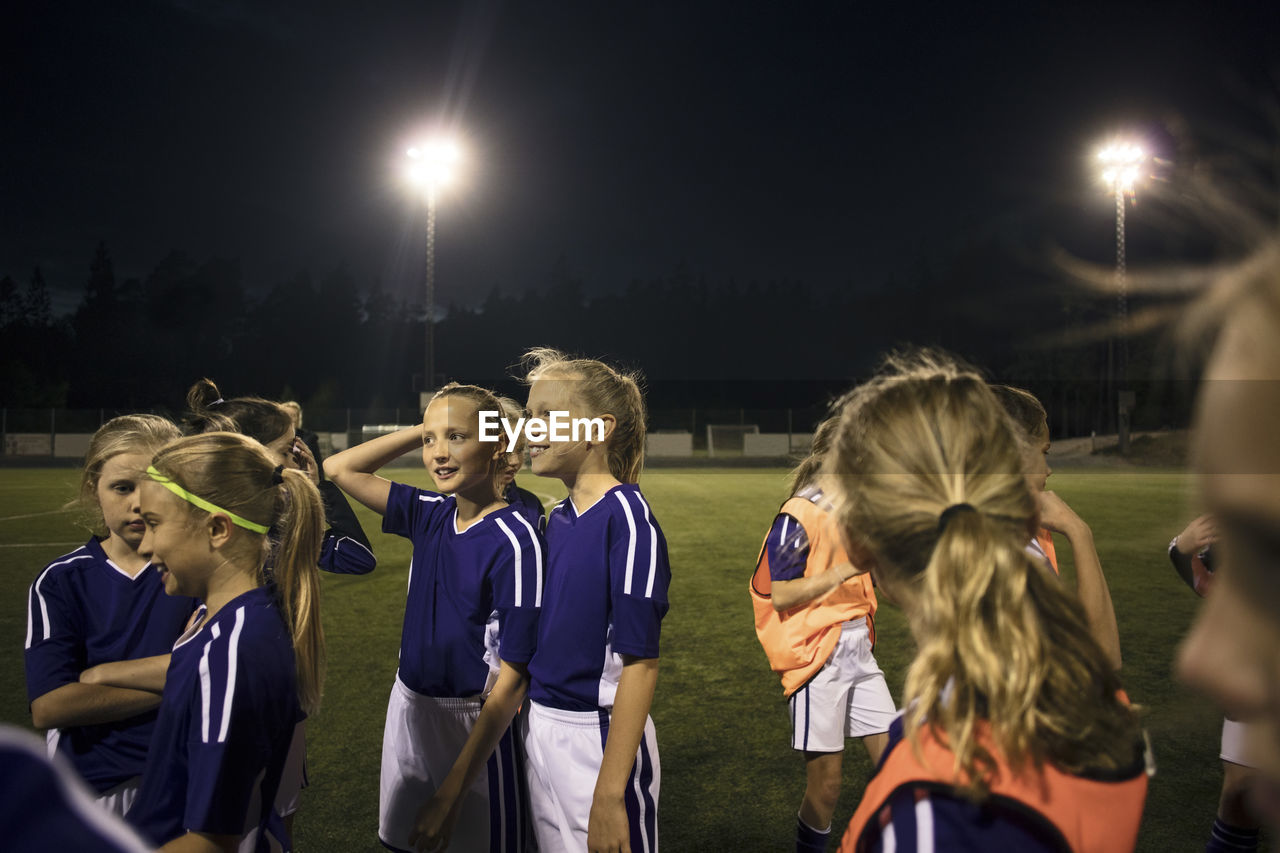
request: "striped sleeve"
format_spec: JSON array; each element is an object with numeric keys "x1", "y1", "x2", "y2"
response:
[
  {"x1": 766, "y1": 513, "x2": 810, "y2": 582},
  {"x1": 183, "y1": 606, "x2": 273, "y2": 836},
  {"x1": 609, "y1": 490, "x2": 671, "y2": 659},
  {"x1": 382, "y1": 481, "x2": 445, "y2": 540},
  {"x1": 24, "y1": 554, "x2": 92, "y2": 702},
  {"x1": 491, "y1": 512, "x2": 545, "y2": 665}
]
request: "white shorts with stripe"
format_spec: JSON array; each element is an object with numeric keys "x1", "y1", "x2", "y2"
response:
[
  {"x1": 1221, "y1": 717, "x2": 1258, "y2": 768},
  {"x1": 523, "y1": 701, "x2": 660, "y2": 853},
  {"x1": 378, "y1": 676, "x2": 526, "y2": 852},
  {"x1": 789, "y1": 617, "x2": 895, "y2": 752}
]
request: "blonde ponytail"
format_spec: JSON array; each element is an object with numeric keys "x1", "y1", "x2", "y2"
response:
[
  {"x1": 273, "y1": 469, "x2": 326, "y2": 716},
  {"x1": 827, "y1": 350, "x2": 1140, "y2": 794}
]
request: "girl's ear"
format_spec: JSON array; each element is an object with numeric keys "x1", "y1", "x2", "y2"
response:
[
  {"x1": 207, "y1": 514, "x2": 235, "y2": 549},
  {"x1": 589, "y1": 414, "x2": 617, "y2": 447}
]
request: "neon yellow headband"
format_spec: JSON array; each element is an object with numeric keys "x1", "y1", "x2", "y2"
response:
[{"x1": 146, "y1": 465, "x2": 271, "y2": 535}]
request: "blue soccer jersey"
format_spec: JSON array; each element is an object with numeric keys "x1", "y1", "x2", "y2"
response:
[
  {"x1": 528, "y1": 484, "x2": 671, "y2": 712},
  {"x1": 383, "y1": 481, "x2": 545, "y2": 697},
  {"x1": 24, "y1": 538, "x2": 197, "y2": 793},
  {"x1": 505, "y1": 482, "x2": 547, "y2": 533},
  {"x1": 126, "y1": 586, "x2": 299, "y2": 849},
  {"x1": 0, "y1": 726, "x2": 152, "y2": 853}
]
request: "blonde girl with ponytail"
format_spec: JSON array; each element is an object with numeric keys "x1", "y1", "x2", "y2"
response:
[
  {"x1": 519, "y1": 347, "x2": 670, "y2": 853},
  {"x1": 123, "y1": 432, "x2": 325, "y2": 852},
  {"x1": 830, "y1": 352, "x2": 1148, "y2": 853}
]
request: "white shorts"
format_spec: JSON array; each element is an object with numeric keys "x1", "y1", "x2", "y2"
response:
[
  {"x1": 378, "y1": 676, "x2": 525, "y2": 853},
  {"x1": 95, "y1": 776, "x2": 140, "y2": 816},
  {"x1": 523, "y1": 701, "x2": 660, "y2": 853},
  {"x1": 789, "y1": 618, "x2": 896, "y2": 752},
  {"x1": 1221, "y1": 717, "x2": 1258, "y2": 768}
]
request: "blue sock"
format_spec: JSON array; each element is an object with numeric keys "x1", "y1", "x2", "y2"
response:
[
  {"x1": 796, "y1": 814, "x2": 831, "y2": 853},
  {"x1": 1205, "y1": 817, "x2": 1259, "y2": 853}
]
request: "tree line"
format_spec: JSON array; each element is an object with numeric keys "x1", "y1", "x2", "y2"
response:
[{"x1": 0, "y1": 241, "x2": 1194, "y2": 436}]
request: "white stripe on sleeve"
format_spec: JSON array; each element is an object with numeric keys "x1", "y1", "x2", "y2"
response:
[
  {"x1": 615, "y1": 492, "x2": 639, "y2": 595},
  {"x1": 915, "y1": 794, "x2": 934, "y2": 852},
  {"x1": 510, "y1": 512, "x2": 544, "y2": 607},
  {"x1": 26, "y1": 552, "x2": 92, "y2": 647},
  {"x1": 635, "y1": 493, "x2": 659, "y2": 598},
  {"x1": 217, "y1": 607, "x2": 245, "y2": 744},
  {"x1": 198, "y1": 624, "x2": 222, "y2": 744},
  {"x1": 493, "y1": 518, "x2": 524, "y2": 607}
]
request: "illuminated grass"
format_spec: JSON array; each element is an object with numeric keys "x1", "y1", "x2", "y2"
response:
[{"x1": 0, "y1": 467, "x2": 1245, "y2": 850}]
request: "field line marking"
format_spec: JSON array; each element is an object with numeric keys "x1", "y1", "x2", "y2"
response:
[
  {"x1": 0, "y1": 542, "x2": 82, "y2": 548},
  {"x1": 0, "y1": 509, "x2": 73, "y2": 522}
]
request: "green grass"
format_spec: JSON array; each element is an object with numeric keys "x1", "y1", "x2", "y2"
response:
[{"x1": 0, "y1": 466, "x2": 1253, "y2": 850}]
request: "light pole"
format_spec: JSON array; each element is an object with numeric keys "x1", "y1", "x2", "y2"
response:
[
  {"x1": 1096, "y1": 140, "x2": 1145, "y2": 453},
  {"x1": 405, "y1": 140, "x2": 460, "y2": 396}
]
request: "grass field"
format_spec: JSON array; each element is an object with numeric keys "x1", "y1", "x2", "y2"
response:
[{"x1": 0, "y1": 465, "x2": 1258, "y2": 851}]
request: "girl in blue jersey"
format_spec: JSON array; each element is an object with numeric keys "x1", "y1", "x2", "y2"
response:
[
  {"x1": 827, "y1": 352, "x2": 1147, "y2": 853},
  {"x1": 123, "y1": 432, "x2": 326, "y2": 851},
  {"x1": 323, "y1": 382, "x2": 543, "y2": 853},
  {"x1": 520, "y1": 347, "x2": 671, "y2": 853},
  {"x1": 496, "y1": 395, "x2": 547, "y2": 531},
  {"x1": 24, "y1": 414, "x2": 192, "y2": 816}
]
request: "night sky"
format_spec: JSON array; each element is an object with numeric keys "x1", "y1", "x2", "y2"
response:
[{"x1": 7, "y1": 1, "x2": 1279, "y2": 316}]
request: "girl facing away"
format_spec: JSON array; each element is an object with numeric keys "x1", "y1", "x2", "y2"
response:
[
  {"x1": 828, "y1": 352, "x2": 1148, "y2": 853},
  {"x1": 749, "y1": 417, "x2": 894, "y2": 853},
  {"x1": 520, "y1": 347, "x2": 671, "y2": 853},
  {"x1": 24, "y1": 414, "x2": 194, "y2": 816},
  {"x1": 123, "y1": 432, "x2": 326, "y2": 852},
  {"x1": 183, "y1": 378, "x2": 377, "y2": 576},
  {"x1": 322, "y1": 382, "x2": 544, "y2": 853}
]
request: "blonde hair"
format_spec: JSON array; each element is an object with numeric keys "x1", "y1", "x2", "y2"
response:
[
  {"x1": 786, "y1": 415, "x2": 839, "y2": 497},
  {"x1": 989, "y1": 384, "x2": 1049, "y2": 442},
  {"x1": 184, "y1": 378, "x2": 293, "y2": 447},
  {"x1": 827, "y1": 351, "x2": 1140, "y2": 794},
  {"x1": 521, "y1": 347, "x2": 647, "y2": 483},
  {"x1": 75, "y1": 415, "x2": 181, "y2": 535},
  {"x1": 151, "y1": 432, "x2": 326, "y2": 716},
  {"x1": 496, "y1": 396, "x2": 527, "y2": 481}
]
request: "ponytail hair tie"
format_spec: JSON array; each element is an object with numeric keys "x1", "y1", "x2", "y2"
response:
[
  {"x1": 210, "y1": 397, "x2": 225, "y2": 406},
  {"x1": 938, "y1": 503, "x2": 976, "y2": 533},
  {"x1": 272, "y1": 465, "x2": 286, "y2": 485}
]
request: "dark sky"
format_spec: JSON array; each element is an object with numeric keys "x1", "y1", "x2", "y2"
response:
[{"x1": 6, "y1": 0, "x2": 1279, "y2": 316}]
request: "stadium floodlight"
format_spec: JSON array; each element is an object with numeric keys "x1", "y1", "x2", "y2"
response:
[
  {"x1": 1096, "y1": 137, "x2": 1148, "y2": 454},
  {"x1": 404, "y1": 138, "x2": 462, "y2": 395}
]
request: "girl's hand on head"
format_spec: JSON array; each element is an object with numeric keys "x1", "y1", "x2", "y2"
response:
[
  {"x1": 1176, "y1": 514, "x2": 1217, "y2": 555},
  {"x1": 587, "y1": 794, "x2": 630, "y2": 853},
  {"x1": 292, "y1": 439, "x2": 320, "y2": 485}
]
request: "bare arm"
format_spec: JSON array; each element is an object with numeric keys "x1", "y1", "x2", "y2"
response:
[
  {"x1": 588, "y1": 655, "x2": 658, "y2": 853},
  {"x1": 322, "y1": 426, "x2": 424, "y2": 515},
  {"x1": 80, "y1": 654, "x2": 170, "y2": 693},
  {"x1": 31, "y1": 682, "x2": 162, "y2": 729},
  {"x1": 770, "y1": 561, "x2": 864, "y2": 612},
  {"x1": 1040, "y1": 491, "x2": 1123, "y2": 670},
  {"x1": 409, "y1": 661, "x2": 530, "y2": 851}
]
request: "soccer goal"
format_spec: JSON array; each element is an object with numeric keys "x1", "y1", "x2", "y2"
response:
[{"x1": 705, "y1": 424, "x2": 760, "y2": 458}]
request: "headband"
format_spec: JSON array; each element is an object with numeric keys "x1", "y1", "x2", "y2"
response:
[
  {"x1": 937, "y1": 503, "x2": 977, "y2": 534},
  {"x1": 146, "y1": 465, "x2": 271, "y2": 534}
]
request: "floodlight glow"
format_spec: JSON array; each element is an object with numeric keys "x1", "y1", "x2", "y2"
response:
[
  {"x1": 1097, "y1": 138, "x2": 1148, "y2": 197},
  {"x1": 403, "y1": 139, "x2": 461, "y2": 193}
]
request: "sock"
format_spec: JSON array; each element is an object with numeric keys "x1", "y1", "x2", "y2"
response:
[
  {"x1": 796, "y1": 814, "x2": 831, "y2": 853},
  {"x1": 1205, "y1": 817, "x2": 1260, "y2": 853}
]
